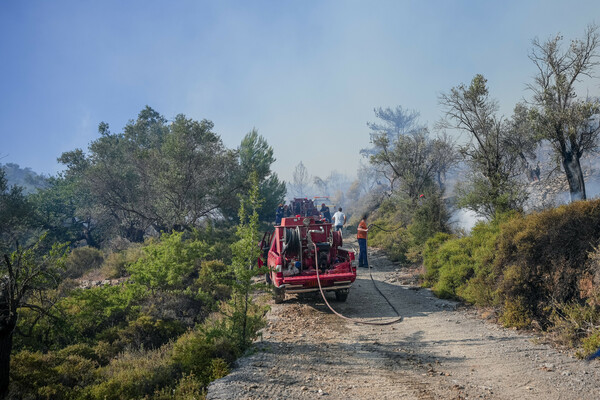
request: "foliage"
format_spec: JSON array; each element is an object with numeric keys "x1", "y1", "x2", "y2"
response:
[
  {"x1": 439, "y1": 74, "x2": 531, "y2": 218},
  {"x1": 60, "y1": 284, "x2": 146, "y2": 341},
  {"x1": 58, "y1": 107, "x2": 240, "y2": 242},
  {"x1": 84, "y1": 346, "x2": 177, "y2": 400},
  {"x1": 127, "y1": 231, "x2": 209, "y2": 290},
  {"x1": 527, "y1": 24, "x2": 600, "y2": 201},
  {"x1": 422, "y1": 215, "x2": 505, "y2": 302},
  {"x1": 171, "y1": 327, "x2": 235, "y2": 387},
  {"x1": 0, "y1": 168, "x2": 35, "y2": 250},
  {"x1": 367, "y1": 191, "x2": 450, "y2": 263},
  {"x1": 423, "y1": 199, "x2": 600, "y2": 344},
  {"x1": 64, "y1": 246, "x2": 104, "y2": 278},
  {"x1": 366, "y1": 107, "x2": 457, "y2": 199},
  {"x1": 100, "y1": 245, "x2": 144, "y2": 279},
  {"x1": 226, "y1": 172, "x2": 268, "y2": 351},
  {"x1": 10, "y1": 349, "x2": 98, "y2": 400},
  {"x1": 494, "y1": 199, "x2": 600, "y2": 324},
  {"x1": 238, "y1": 129, "x2": 286, "y2": 222}
]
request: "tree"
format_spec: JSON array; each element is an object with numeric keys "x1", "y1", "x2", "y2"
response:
[
  {"x1": 364, "y1": 106, "x2": 456, "y2": 199},
  {"x1": 366, "y1": 106, "x2": 421, "y2": 145},
  {"x1": 369, "y1": 126, "x2": 455, "y2": 200},
  {"x1": 527, "y1": 25, "x2": 600, "y2": 201},
  {"x1": 439, "y1": 74, "x2": 530, "y2": 217},
  {"x1": 227, "y1": 172, "x2": 266, "y2": 351},
  {"x1": 0, "y1": 169, "x2": 34, "y2": 250},
  {"x1": 238, "y1": 129, "x2": 286, "y2": 221},
  {"x1": 59, "y1": 107, "x2": 240, "y2": 241},
  {"x1": 0, "y1": 236, "x2": 68, "y2": 397},
  {"x1": 291, "y1": 161, "x2": 309, "y2": 197}
]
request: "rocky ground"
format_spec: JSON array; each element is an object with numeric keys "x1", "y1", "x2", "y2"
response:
[{"x1": 207, "y1": 240, "x2": 600, "y2": 400}]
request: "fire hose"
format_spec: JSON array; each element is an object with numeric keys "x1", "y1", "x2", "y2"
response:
[{"x1": 311, "y1": 228, "x2": 403, "y2": 326}]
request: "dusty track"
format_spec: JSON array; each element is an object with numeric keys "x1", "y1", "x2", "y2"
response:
[{"x1": 207, "y1": 240, "x2": 600, "y2": 399}]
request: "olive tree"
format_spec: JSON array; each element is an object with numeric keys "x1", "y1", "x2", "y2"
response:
[
  {"x1": 1, "y1": 237, "x2": 67, "y2": 397},
  {"x1": 527, "y1": 24, "x2": 600, "y2": 201},
  {"x1": 439, "y1": 75, "x2": 530, "y2": 218}
]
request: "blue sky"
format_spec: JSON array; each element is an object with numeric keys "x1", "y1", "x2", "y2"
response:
[{"x1": 1, "y1": 1, "x2": 599, "y2": 183}]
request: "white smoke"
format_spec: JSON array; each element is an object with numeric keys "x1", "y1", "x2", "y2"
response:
[{"x1": 450, "y1": 208, "x2": 485, "y2": 233}]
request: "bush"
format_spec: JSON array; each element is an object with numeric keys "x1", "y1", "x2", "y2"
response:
[
  {"x1": 494, "y1": 200, "x2": 600, "y2": 325},
  {"x1": 153, "y1": 374, "x2": 206, "y2": 400},
  {"x1": 369, "y1": 223, "x2": 410, "y2": 262},
  {"x1": 195, "y1": 259, "x2": 233, "y2": 307},
  {"x1": 61, "y1": 283, "x2": 146, "y2": 339},
  {"x1": 10, "y1": 350, "x2": 98, "y2": 399},
  {"x1": 101, "y1": 245, "x2": 144, "y2": 279},
  {"x1": 127, "y1": 231, "x2": 209, "y2": 290},
  {"x1": 100, "y1": 314, "x2": 185, "y2": 353},
  {"x1": 423, "y1": 218, "x2": 502, "y2": 304},
  {"x1": 65, "y1": 246, "x2": 104, "y2": 278},
  {"x1": 84, "y1": 346, "x2": 177, "y2": 400},
  {"x1": 171, "y1": 327, "x2": 235, "y2": 387}
]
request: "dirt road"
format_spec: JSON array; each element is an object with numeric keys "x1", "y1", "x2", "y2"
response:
[{"x1": 207, "y1": 241, "x2": 600, "y2": 399}]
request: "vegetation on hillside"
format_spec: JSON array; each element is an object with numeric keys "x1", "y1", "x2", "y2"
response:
[{"x1": 1, "y1": 107, "x2": 277, "y2": 398}]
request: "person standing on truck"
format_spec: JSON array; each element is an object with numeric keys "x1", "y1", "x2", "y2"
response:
[
  {"x1": 275, "y1": 204, "x2": 284, "y2": 225},
  {"x1": 357, "y1": 214, "x2": 369, "y2": 268},
  {"x1": 320, "y1": 203, "x2": 332, "y2": 223},
  {"x1": 331, "y1": 207, "x2": 346, "y2": 232}
]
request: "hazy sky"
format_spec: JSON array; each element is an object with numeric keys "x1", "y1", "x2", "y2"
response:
[{"x1": 1, "y1": 1, "x2": 599, "y2": 183}]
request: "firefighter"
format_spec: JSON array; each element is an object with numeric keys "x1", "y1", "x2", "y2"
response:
[
  {"x1": 357, "y1": 213, "x2": 369, "y2": 268},
  {"x1": 275, "y1": 204, "x2": 284, "y2": 225},
  {"x1": 320, "y1": 203, "x2": 331, "y2": 223}
]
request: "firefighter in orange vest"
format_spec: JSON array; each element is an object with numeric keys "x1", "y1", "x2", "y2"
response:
[{"x1": 357, "y1": 214, "x2": 369, "y2": 268}]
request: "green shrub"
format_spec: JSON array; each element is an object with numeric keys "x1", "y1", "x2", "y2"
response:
[
  {"x1": 101, "y1": 245, "x2": 144, "y2": 278},
  {"x1": 153, "y1": 374, "x2": 206, "y2": 400},
  {"x1": 65, "y1": 246, "x2": 104, "y2": 278},
  {"x1": 84, "y1": 346, "x2": 177, "y2": 400},
  {"x1": 100, "y1": 314, "x2": 185, "y2": 352},
  {"x1": 422, "y1": 218, "x2": 502, "y2": 304},
  {"x1": 500, "y1": 297, "x2": 532, "y2": 329},
  {"x1": 195, "y1": 259, "x2": 233, "y2": 307},
  {"x1": 580, "y1": 330, "x2": 600, "y2": 359},
  {"x1": 171, "y1": 327, "x2": 235, "y2": 387},
  {"x1": 10, "y1": 350, "x2": 98, "y2": 399},
  {"x1": 61, "y1": 283, "x2": 146, "y2": 339},
  {"x1": 369, "y1": 222, "x2": 410, "y2": 262},
  {"x1": 494, "y1": 200, "x2": 600, "y2": 325},
  {"x1": 408, "y1": 191, "x2": 451, "y2": 251},
  {"x1": 127, "y1": 231, "x2": 209, "y2": 290},
  {"x1": 422, "y1": 232, "x2": 453, "y2": 285}
]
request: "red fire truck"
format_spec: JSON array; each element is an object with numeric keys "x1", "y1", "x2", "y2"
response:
[{"x1": 259, "y1": 215, "x2": 356, "y2": 303}]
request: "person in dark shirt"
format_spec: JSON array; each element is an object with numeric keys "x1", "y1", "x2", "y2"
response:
[
  {"x1": 320, "y1": 203, "x2": 331, "y2": 223},
  {"x1": 275, "y1": 204, "x2": 284, "y2": 225}
]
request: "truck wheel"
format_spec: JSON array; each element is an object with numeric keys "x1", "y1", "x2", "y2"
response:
[
  {"x1": 273, "y1": 286, "x2": 285, "y2": 304},
  {"x1": 335, "y1": 289, "x2": 349, "y2": 302}
]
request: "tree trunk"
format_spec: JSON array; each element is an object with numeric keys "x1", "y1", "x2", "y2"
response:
[
  {"x1": 0, "y1": 329, "x2": 14, "y2": 398},
  {"x1": 562, "y1": 152, "x2": 587, "y2": 201}
]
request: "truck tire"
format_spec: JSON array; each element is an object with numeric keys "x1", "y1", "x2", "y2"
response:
[
  {"x1": 273, "y1": 286, "x2": 285, "y2": 304},
  {"x1": 335, "y1": 289, "x2": 349, "y2": 302}
]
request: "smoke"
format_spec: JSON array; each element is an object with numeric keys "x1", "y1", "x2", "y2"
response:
[{"x1": 450, "y1": 208, "x2": 485, "y2": 233}]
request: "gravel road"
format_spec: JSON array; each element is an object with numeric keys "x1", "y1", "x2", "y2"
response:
[{"x1": 207, "y1": 240, "x2": 600, "y2": 399}]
